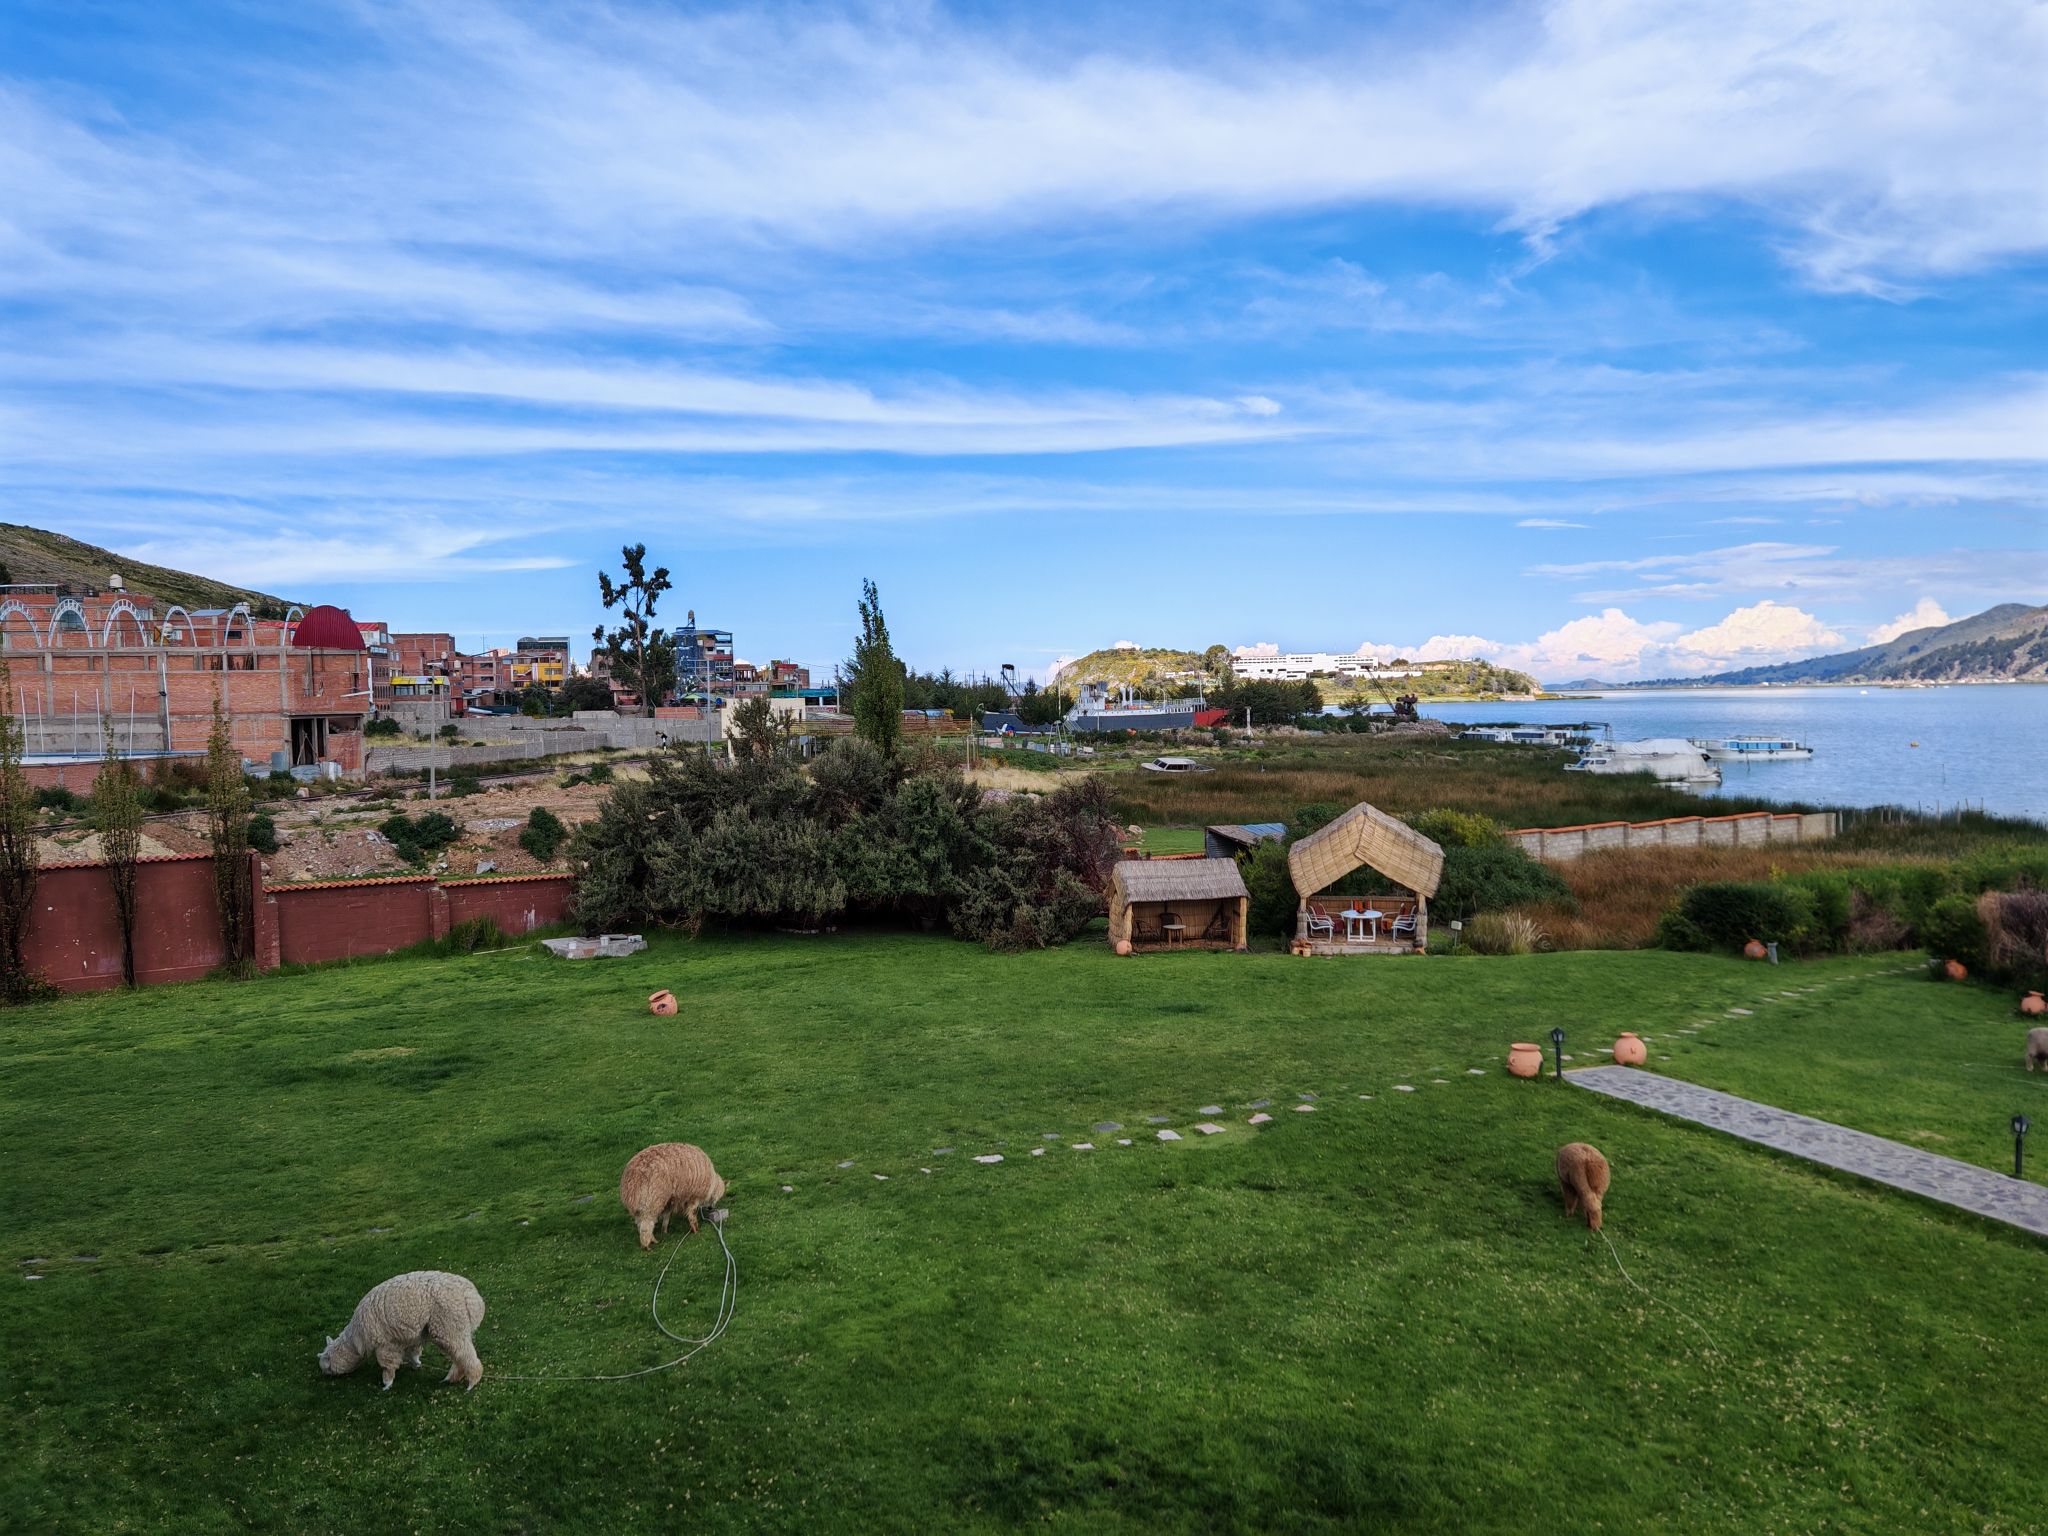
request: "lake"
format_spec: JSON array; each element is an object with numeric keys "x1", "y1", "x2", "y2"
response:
[{"x1": 1412, "y1": 684, "x2": 2045, "y2": 824}]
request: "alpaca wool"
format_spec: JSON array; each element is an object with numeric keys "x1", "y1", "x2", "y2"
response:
[
  {"x1": 1556, "y1": 1142, "x2": 1611, "y2": 1232},
  {"x1": 320, "y1": 1271, "x2": 486, "y2": 1390},
  {"x1": 2026, "y1": 1027, "x2": 2048, "y2": 1073},
  {"x1": 620, "y1": 1143, "x2": 727, "y2": 1250}
]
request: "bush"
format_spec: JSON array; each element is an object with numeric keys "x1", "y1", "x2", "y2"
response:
[
  {"x1": 1463, "y1": 912, "x2": 1552, "y2": 956},
  {"x1": 246, "y1": 813, "x2": 279, "y2": 855},
  {"x1": 1241, "y1": 841, "x2": 1296, "y2": 938},
  {"x1": 438, "y1": 724, "x2": 461, "y2": 742},
  {"x1": 584, "y1": 761, "x2": 614, "y2": 785},
  {"x1": 364, "y1": 717, "x2": 403, "y2": 739},
  {"x1": 1920, "y1": 893, "x2": 1988, "y2": 972},
  {"x1": 380, "y1": 810, "x2": 460, "y2": 864},
  {"x1": 519, "y1": 806, "x2": 567, "y2": 863},
  {"x1": 448, "y1": 766, "x2": 482, "y2": 798},
  {"x1": 1665, "y1": 881, "x2": 1818, "y2": 953},
  {"x1": 34, "y1": 786, "x2": 82, "y2": 814},
  {"x1": 1407, "y1": 809, "x2": 1503, "y2": 850},
  {"x1": 1980, "y1": 890, "x2": 2048, "y2": 992},
  {"x1": 1433, "y1": 844, "x2": 1575, "y2": 921}
]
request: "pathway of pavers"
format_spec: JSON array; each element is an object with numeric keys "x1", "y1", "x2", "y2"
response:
[{"x1": 1569, "y1": 1065, "x2": 2048, "y2": 1238}]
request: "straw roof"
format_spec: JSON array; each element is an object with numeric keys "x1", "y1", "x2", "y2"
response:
[
  {"x1": 1111, "y1": 859, "x2": 1249, "y2": 904},
  {"x1": 1287, "y1": 802, "x2": 1444, "y2": 898}
]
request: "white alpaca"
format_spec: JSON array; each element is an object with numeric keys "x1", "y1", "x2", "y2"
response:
[{"x1": 319, "y1": 1271, "x2": 486, "y2": 1390}]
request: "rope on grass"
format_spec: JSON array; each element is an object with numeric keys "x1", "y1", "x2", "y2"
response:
[
  {"x1": 495, "y1": 1216, "x2": 736, "y2": 1384},
  {"x1": 1595, "y1": 1226, "x2": 1720, "y2": 1356}
]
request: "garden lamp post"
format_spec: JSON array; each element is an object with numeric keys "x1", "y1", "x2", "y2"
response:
[
  {"x1": 2014, "y1": 1113, "x2": 2031, "y2": 1181},
  {"x1": 1550, "y1": 1027, "x2": 1566, "y2": 1081}
]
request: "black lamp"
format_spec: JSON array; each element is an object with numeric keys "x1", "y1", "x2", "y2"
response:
[
  {"x1": 1550, "y1": 1027, "x2": 1566, "y2": 1081},
  {"x1": 2014, "y1": 1113, "x2": 2032, "y2": 1181}
]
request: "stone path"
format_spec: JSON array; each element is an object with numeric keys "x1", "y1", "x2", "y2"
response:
[{"x1": 1569, "y1": 1066, "x2": 2048, "y2": 1238}]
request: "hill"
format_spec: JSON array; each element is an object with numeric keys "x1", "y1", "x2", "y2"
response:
[
  {"x1": 1640, "y1": 603, "x2": 2048, "y2": 686},
  {"x1": 0, "y1": 524, "x2": 295, "y2": 616},
  {"x1": 1051, "y1": 643, "x2": 1539, "y2": 701}
]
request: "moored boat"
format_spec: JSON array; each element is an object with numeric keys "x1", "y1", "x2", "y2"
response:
[
  {"x1": 1690, "y1": 735, "x2": 1814, "y2": 762},
  {"x1": 1565, "y1": 737, "x2": 1721, "y2": 784}
]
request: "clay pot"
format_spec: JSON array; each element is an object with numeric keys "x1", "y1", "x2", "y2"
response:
[
  {"x1": 2021, "y1": 991, "x2": 2046, "y2": 1016},
  {"x1": 647, "y1": 989, "x2": 678, "y2": 1017},
  {"x1": 1612, "y1": 1032, "x2": 1647, "y2": 1067},
  {"x1": 1743, "y1": 939, "x2": 1768, "y2": 961},
  {"x1": 1114, "y1": 939, "x2": 1133, "y2": 957},
  {"x1": 1507, "y1": 1042, "x2": 1543, "y2": 1079},
  {"x1": 1943, "y1": 959, "x2": 1968, "y2": 982}
]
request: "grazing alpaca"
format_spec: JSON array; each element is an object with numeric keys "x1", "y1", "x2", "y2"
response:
[
  {"x1": 319, "y1": 1271, "x2": 486, "y2": 1390},
  {"x1": 619, "y1": 1142, "x2": 727, "y2": 1250},
  {"x1": 1556, "y1": 1142, "x2": 1611, "y2": 1232},
  {"x1": 2026, "y1": 1027, "x2": 2048, "y2": 1072}
]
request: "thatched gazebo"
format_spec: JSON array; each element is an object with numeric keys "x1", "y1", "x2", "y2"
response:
[
  {"x1": 1109, "y1": 859, "x2": 1249, "y2": 952},
  {"x1": 1286, "y1": 802, "x2": 1444, "y2": 954}
]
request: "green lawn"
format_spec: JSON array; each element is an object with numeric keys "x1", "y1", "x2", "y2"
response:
[
  {"x1": 3, "y1": 937, "x2": 2044, "y2": 1534},
  {"x1": 1629, "y1": 963, "x2": 2048, "y2": 1187},
  {"x1": 1136, "y1": 825, "x2": 1206, "y2": 855}
]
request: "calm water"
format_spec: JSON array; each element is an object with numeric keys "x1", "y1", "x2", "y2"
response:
[{"x1": 1415, "y1": 684, "x2": 2046, "y2": 824}]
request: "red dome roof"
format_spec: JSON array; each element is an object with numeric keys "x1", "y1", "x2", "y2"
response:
[{"x1": 291, "y1": 605, "x2": 366, "y2": 651}]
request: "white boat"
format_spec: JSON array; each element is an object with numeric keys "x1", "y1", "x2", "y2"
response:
[
  {"x1": 1690, "y1": 735, "x2": 1814, "y2": 762},
  {"x1": 1140, "y1": 755, "x2": 1208, "y2": 774},
  {"x1": 1565, "y1": 737, "x2": 1721, "y2": 784}
]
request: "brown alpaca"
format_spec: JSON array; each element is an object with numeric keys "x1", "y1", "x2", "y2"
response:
[
  {"x1": 1556, "y1": 1142, "x2": 1611, "y2": 1231},
  {"x1": 619, "y1": 1143, "x2": 727, "y2": 1249}
]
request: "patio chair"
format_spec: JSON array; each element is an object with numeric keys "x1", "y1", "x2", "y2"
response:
[
  {"x1": 1391, "y1": 913, "x2": 1418, "y2": 940},
  {"x1": 1305, "y1": 910, "x2": 1335, "y2": 941}
]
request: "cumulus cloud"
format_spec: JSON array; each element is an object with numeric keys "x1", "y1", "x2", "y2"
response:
[{"x1": 1866, "y1": 598, "x2": 1953, "y2": 643}]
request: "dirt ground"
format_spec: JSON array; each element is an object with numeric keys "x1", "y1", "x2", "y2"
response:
[{"x1": 37, "y1": 762, "x2": 639, "y2": 883}]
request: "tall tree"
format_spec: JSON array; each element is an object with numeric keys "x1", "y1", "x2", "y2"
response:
[
  {"x1": 0, "y1": 659, "x2": 40, "y2": 1002},
  {"x1": 204, "y1": 701, "x2": 254, "y2": 973},
  {"x1": 728, "y1": 695, "x2": 794, "y2": 763},
  {"x1": 90, "y1": 721, "x2": 144, "y2": 987},
  {"x1": 593, "y1": 544, "x2": 675, "y2": 718},
  {"x1": 843, "y1": 578, "x2": 904, "y2": 758}
]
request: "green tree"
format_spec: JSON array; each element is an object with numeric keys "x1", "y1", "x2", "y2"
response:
[
  {"x1": 593, "y1": 544, "x2": 675, "y2": 718},
  {"x1": 204, "y1": 702, "x2": 254, "y2": 973},
  {"x1": 728, "y1": 695, "x2": 794, "y2": 763},
  {"x1": 1014, "y1": 680, "x2": 1063, "y2": 727},
  {"x1": 90, "y1": 721, "x2": 144, "y2": 987},
  {"x1": 844, "y1": 578, "x2": 904, "y2": 758},
  {"x1": 1201, "y1": 643, "x2": 1233, "y2": 679},
  {"x1": 0, "y1": 659, "x2": 41, "y2": 1001}
]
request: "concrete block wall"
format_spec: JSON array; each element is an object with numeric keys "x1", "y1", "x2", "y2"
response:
[{"x1": 1509, "y1": 810, "x2": 1838, "y2": 862}]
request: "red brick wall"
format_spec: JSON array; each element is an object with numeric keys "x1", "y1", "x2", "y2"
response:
[
  {"x1": 27, "y1": 855, "x2": 233, "y2": 990},
  {"x1": 27, "y1": 857, "x2": 576, "y2": 991}
]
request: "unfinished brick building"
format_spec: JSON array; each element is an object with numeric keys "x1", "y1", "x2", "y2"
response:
[{"x1": 3, "y1": 585, "x2": 370, "y2": 787}]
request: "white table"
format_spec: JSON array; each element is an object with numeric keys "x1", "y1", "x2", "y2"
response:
[{"x1": 1343, "y1": 908, "x2": 1384, "y2": 943}]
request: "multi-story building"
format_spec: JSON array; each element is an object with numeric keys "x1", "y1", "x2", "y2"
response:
[
  {"x1": 728, "y1": 661, "x2": 771, "y2": 698},
  {"x1": 766, "y1": 659, "x2": 811, "y2": 691},
  {"x1": 674, "y1": 612, "x2": 735, "y2": 697},
  {"x1": 4, "y1": 582, "x2": 370, "y2": 784},
  {"x1": 1231, "y1": 644, "x2": 1423, "y2": 682}
]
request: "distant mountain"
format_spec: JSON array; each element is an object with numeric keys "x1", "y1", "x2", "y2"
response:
[
  {"x1": 1637, "y1": 604, "x2": 2048, "y2": 686},
  {"x1": 0, "y1": 524, "x2": 295, "y2": 617}
]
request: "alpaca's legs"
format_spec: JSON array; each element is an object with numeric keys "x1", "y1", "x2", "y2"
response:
[
  {"x1": 1562, "y1": 1185, "x2": 1579, "y2": 1218},
  {"x1": 406, "y1": 1337, "x2": 424, "y2": 1370},
  {"x1": 685, "y1": 1204, "x2": 701, "y2": 1234},
  {"x1": 659, "y1": 1210, "x2": 671, "y2": 1235},
  {"x1": 375, "y1": 1344, "x2": 406, "y2": 1389},
  {"x1": 443, "y1": 1339, "x2": 484, "y2": 1389}
]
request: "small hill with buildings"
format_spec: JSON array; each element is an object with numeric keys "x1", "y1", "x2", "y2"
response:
[
  {"x1": 0, "y1": 523, "x2": 295, "y2": 616},
  {"x1": 1052, "y1": 641, "x2": 1539, "y2": 701}
]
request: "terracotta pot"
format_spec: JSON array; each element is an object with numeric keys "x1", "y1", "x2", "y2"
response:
[
  {"x1": 1943, "y1": 959, "x2": 1968, "y2": 982},
  {"x1": 1743, "y1": 939, "x2": 1768, "y2": 960},
  {"x1": 1114, "y1": 939, "x2": 1133, "y2": 957},
  {"x1": 1612, "y1": 1032, "x2": 1647, "y2": 1066},
  {"x1": 2020, "y1": 991, "x2": 2046, "y2": 1017},
  {"x1": 647, "y1": 989, "x2": 678, "y2": 1017},
  {"x1": 1507, "y1": 1042, "x2": 1543, "y2": 1079}
]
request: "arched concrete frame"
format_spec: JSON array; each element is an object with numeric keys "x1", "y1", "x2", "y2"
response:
[
  {"x1": 48, "y1": 598, "x2": 89, "y2": 648},
  {"x1": 158, "y1": 604, "x2": 197, "y2": 645},
  {"x1": 282, "y1": 605, "x2": 305, "y2": 643},
  {"x1": 0, "y1": 599, "x2": 38, "y2": 651},
  {"x1": 100, "y1": 598, "x2": 153, "y2": 650},
  {"x1": 220, "y1": 601, "x2": 256, "y2": 648}
]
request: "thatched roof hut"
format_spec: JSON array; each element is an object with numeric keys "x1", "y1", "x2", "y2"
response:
[
  {"x1": 1109, "y1": 859, "x2": 1249, "y2": 952},
  {"x1": 1286, "y1": 802, "x2": 1443, "y2": 953}
]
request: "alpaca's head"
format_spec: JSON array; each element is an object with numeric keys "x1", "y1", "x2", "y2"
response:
[
  {"x1": 318, "y1": 1333, "x2": 360, "y2": 1376},
  {"x1": 1584, "y1": 1193, "x2": 1604, "y2": 1232}
]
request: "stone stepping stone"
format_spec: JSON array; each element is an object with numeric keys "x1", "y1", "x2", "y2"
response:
[
  {"x1": 1297, "y1": 1092, "x2": 1318, "y2": 1101},
  {"x1": 1358, "y1": 1094, "x2": 1374, "y2": 1100},
  {"x1": 920, "y1": 1168, "x2": 932, "y2": 1175},
  {"x1": 570, "y1": 1194, "x2": 595, "y2": 1205},
  {"x1": 1293, "y1": 1104, "x2": 1316, "y2": 1113},
  {"x1": 1432, "y1": 1079, "x2": 1449, "y2": 1084},
  {"x1": 837, "y1": 1160, "x2": 856, "y2": 1169},
  {"x1": 1094, "y1": 1123, "x2": 1122, "y2": 1133},
  {"x1": 1072, "y1": 1142, "x2": 1095, "y2": 1151},
  {"x1": 780, "y1": 1185, "x2": 794, "y2": 1193},
  {"x1": 1156, "y1": 1129, "x2": 1183, "y2": 1141},
  {"x1": 1559, "y1": 1054, "x2": 1574, "y2": 1062},
  {"x1": 1199, "y1": 1105, "x2": 1223, "y2": 1116},
  {"x1": 933, "y1": 1148, "x2": 953, "y2": 1156},
  {"x1": 1042, "y1": 1133, "x2": 1060, "y2": 1140},
  {"x1": 1467, "y1": 1068, "x2": 1486, "y2": 1075},
  {"x1": 1248, "y1": 1099, "x2": 1272, "y2": 1109},
  {"x1": 1248, "y1": 1113, "x2": 1274, "y2": 1124},
  {"x1": 1145, "y1": 1115, "x2": 1172, "y2": 1124},
  {"x1": 1116, "y1": 1138, "x2": 1133, "y2": 1146},
  {"x1": 973, "y1": 1154, "x2": 1003, "y2": 1165},
  {"x1": 23, "y1": 1274, "x2": 41, "y2": 1281},
  {"x1": 1193, "y1": 1122, "x2": 1226, "y2": 1135},
  {"x1": 1030, "y1": 1147, "x2": 1046, "y2": 1157},
  {"x1": 873, "y1": 1173, "x2": 889, "y2": 1181},
  {"x1": 1728, "y1": 1008, "x2": 1753, "y2": 1016},
  {"x1": 1393, "y1": 1085, "x2": 1414, "y2": 1093}
]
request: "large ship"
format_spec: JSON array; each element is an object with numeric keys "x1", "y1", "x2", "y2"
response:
[
  {"x1": 1065, "y1": 682, "x2": 1209, "y2": 734},
  {"x1": 1690, "y1": 735, "x2": 1814, "y2": 762}
]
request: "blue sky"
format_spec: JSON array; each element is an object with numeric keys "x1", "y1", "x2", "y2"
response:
[{"x1": 2, "y1": 0, "x2": 2042, "y2": 682}]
